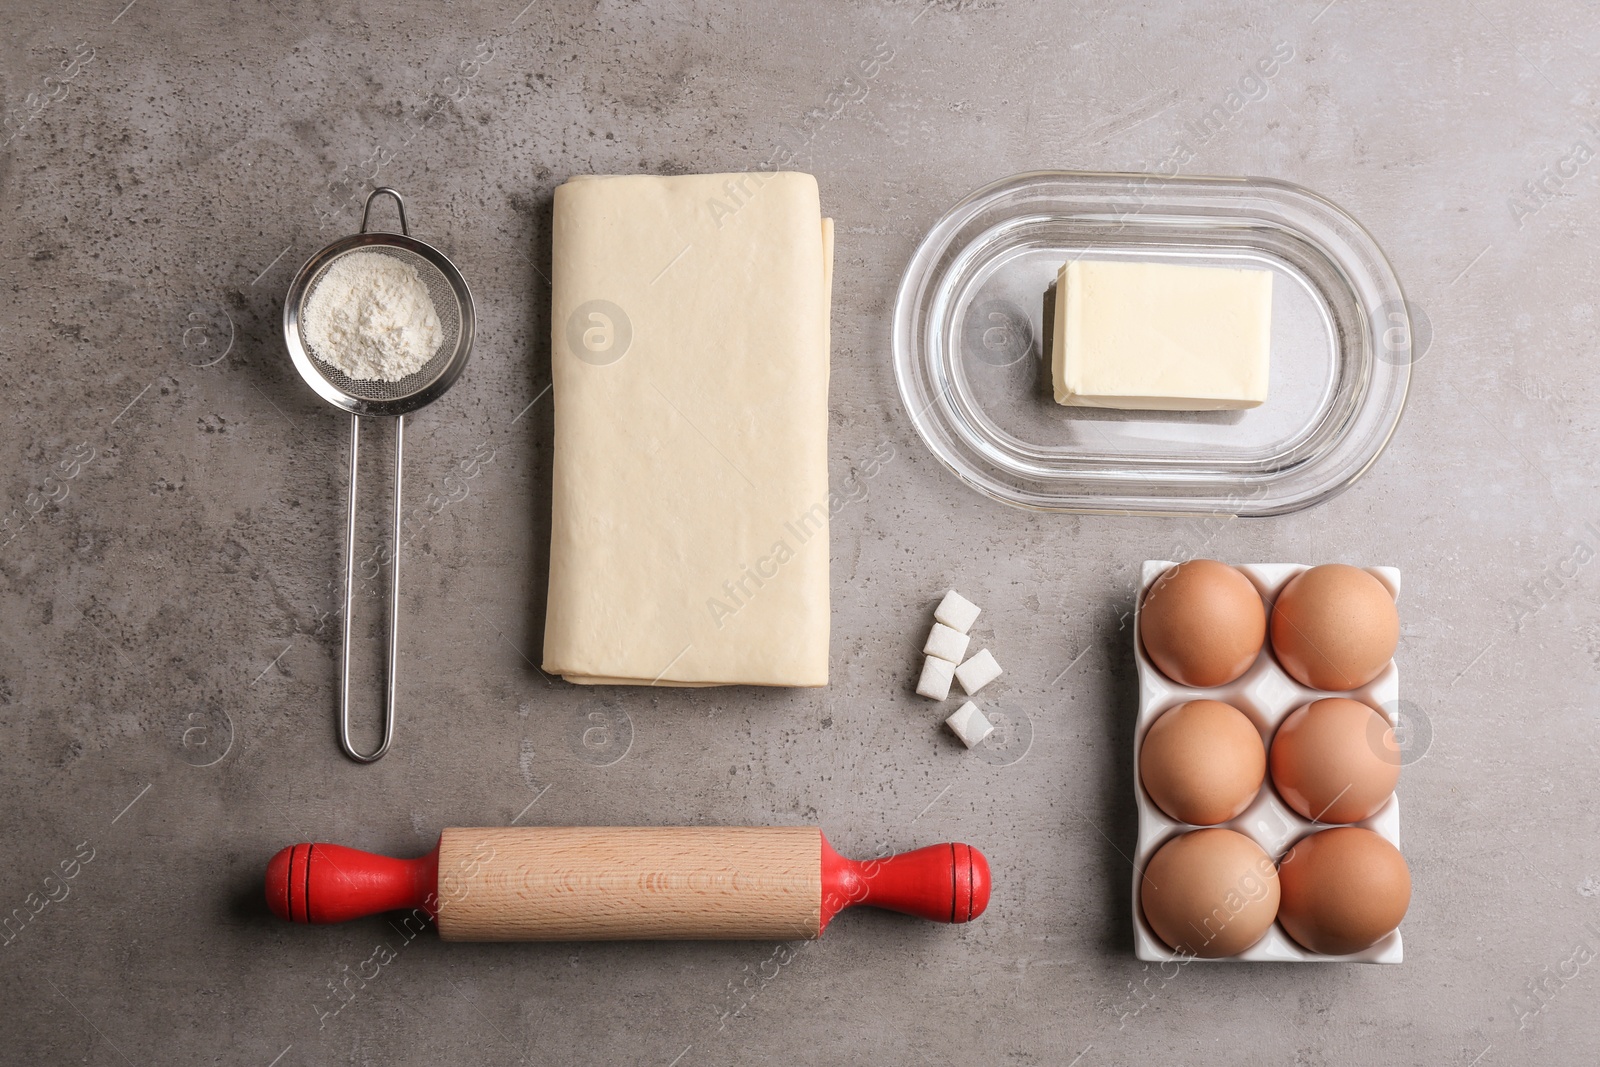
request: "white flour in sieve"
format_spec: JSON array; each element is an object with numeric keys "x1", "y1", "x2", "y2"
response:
[{"x1": 303, "y1": 251, "x2": 444, "y2": 382}]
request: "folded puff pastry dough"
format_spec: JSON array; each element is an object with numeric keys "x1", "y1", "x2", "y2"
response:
[{"x1": 543, "y1": 172, "x2": 833, "y2": 686}]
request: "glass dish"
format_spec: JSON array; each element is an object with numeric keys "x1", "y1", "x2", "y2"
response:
[{"x1": 891, "y1": 172, "x2": 1412, "y2": 515}]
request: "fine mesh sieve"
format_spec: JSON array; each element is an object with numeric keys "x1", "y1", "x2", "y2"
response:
[{"x1": 283, "y1": 188, "x2": 476, "y2": 763}]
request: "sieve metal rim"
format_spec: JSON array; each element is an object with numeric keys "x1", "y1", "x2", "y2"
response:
[{"x1": 283, "y1": 231, "x2": 476, "y2": 418}]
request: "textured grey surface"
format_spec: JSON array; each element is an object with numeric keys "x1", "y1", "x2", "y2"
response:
[{"x1": 0, "y1": 0, "x2": 1594, "y2": 1063}]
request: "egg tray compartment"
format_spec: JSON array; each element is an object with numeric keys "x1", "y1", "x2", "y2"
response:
[{"x1": 1131, "y1": 560, "x2": 1403, "y2": 964}]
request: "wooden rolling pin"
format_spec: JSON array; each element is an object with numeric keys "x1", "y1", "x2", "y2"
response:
[{"x1": 266, "y1": 827, "x2": 990, "y2": 940}]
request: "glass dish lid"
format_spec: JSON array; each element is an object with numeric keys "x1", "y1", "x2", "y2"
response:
[{"x1": 891, "y1": 171, "x2": 1413, "y2": 516}]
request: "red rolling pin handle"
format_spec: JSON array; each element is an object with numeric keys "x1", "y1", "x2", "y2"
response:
[
  {"x1": 266, "y1": 833, "x2": 991, "y2": 932},
  {"x1": 266, "y1": 842, "x2": 439, "y2": 924},
  {"x1": 818, "y1": 836, "x2": 990, "y2": 930}
]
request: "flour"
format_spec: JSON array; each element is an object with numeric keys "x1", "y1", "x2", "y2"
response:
[{"x1": 304, "y1": 251, "x2": 444, "y2": 382}]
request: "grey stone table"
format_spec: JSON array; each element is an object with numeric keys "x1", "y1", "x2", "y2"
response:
[{"x1": 1, "y1": 1, "x2": 1592, "y2": 1063}]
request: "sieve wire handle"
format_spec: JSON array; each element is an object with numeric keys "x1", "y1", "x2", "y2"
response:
[
  {"x1": 339, "y1": 413, "x2": 404, "y2": 763},
  {"x1": 360, "y1": 188, "x2": 409, "y2": 237}
]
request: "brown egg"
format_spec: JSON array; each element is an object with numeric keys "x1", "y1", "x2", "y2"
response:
[
  {"x1": 1140, "y1": 700, "x2": 1266, "y2": 825},
  {"x1": 1140, "y1": 560, "x2": 1266, "y2": 687},
  {"x1": 1140, "y1": 828, "x2": 1280, "y2": 958},
  {"x1": 1270, "y1": 698, "x2": 1400, "y2": 823},
  {"x1": 1270, "y1": 564, "x2": 1398, "y2": 691},
  {"x1": 1278, "y1": 827, "x2": 1410, "y2": 955}
]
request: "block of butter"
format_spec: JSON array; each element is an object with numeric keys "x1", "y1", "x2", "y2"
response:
[
  {"x1": 1051, "y1": 260, "x2": 1272, "y2": 410},
  {"x1": 542, "y1": 172, "x2": 833, "y2": 687}
]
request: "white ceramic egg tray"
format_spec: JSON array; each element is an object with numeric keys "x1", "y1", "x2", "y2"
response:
[{"x1": 1131, "y1": 561, "x2": 1403, "y2": 964}]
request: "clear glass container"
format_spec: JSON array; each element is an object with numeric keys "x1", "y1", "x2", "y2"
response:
[{"x1": 892, "y1": 172, "x2": 1412, "y2": 516}]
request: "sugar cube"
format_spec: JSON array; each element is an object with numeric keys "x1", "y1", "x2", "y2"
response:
[
  {"x1": 945, "y1": 701, "x2": 994, "y2": 748},
  {"x1": 955, "y1": 648, "x2": 1002, "y2": 696},
  {"x1": 923, "y1": 622, "x2": 971, "y2": 664},
  {"x1": 934, "y1": 590, "x2": 981, "y2": 634},
  {"x1": 916, "y1": 656, "x2": 955, "y2": 701}
]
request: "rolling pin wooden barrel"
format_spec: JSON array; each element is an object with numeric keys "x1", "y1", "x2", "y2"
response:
[{"x1": 266, "y1": 827, "x2": 990, "y2": 940}]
